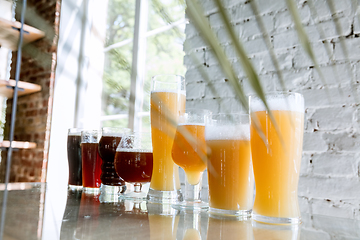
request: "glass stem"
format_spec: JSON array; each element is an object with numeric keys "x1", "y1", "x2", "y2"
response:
[
  {"x1": 184, "y1": 172, "x2": 203, "y2": 202},
  {"x1": 134, "y1": 183, "x2": 142, "y2": 193}
]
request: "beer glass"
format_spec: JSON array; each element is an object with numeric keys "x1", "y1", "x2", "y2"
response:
[
  {"x1": 98, "y1": 127, "x2": 130, "y2": 198},
  {"x1": 115, "y1": 132, "x2": 153, "y2": 200},
  {"x1": 249, "y1": 92, "x2": 304, "y2": 224},
  {"x1": 148, "y1": 74, "x2": 186, "y2": 203},
  {"x1": 171, "y1": 109, "x2": 211, "y2": 210},
  {"x1": 81, "y1": 130, "x2": 102, "y2": 193},
  {"x1": 67, "y1": 128, "x2": 83, "y2": 190},
  {"x1": 205, "y1": 113, "x2": 254, "y2": 217}
]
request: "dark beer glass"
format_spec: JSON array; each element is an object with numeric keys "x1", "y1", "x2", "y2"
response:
[
  {"x1": 81, "y1": 130, "x2": 102, "y2": 193},
  {"x1": 98, "y1": 127, "x2": 130, "y2": 197},
  {"x1": 115, "y1": 132, "x2": 153, "y2": 199},
  {"x1": 67, "y1": 128, "x2": 83, "y2": 190}
]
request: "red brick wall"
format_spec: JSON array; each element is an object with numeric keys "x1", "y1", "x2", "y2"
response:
[{"x1": 0, "y1": 0, "x2": 61, "y2": 182}]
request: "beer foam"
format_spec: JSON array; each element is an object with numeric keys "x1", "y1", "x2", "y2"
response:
[
  {"x1": 116, "y1": 148, "x2": 152, "y2": 153},
  {"x1": 250, "y1": 93, "x2": 304, "y2": 113},
  {"x1": 68, "y1": 132, "x2": 81, "y2": 136},
  {"x1": 151, "y1": 90, "x2": 186, "y2": 96},
  {"x1": 101, "y1": 132, "x2": 126, "y2": 137},
  {"x1": 205, "y1": 124, "x2": 250, "y2": 141}
]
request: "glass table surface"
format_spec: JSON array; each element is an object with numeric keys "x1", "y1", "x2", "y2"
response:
[{"x1": 0, "y1": 183, "x2": 359, "y2": 240}]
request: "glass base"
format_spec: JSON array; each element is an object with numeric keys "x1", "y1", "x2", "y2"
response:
[
  {"x1": 209, "y1": 207, "x2": 252, "y2": 219},
  {"x1": 99, "y1": 184, "x2": 127, "y2": 203},
  {"x1": 172, "y1": 200, "x2": 208, "y2": 211},
  {"x1": 147, "y1": 188, "x2": 183, "y2": 204},
  {"x1": 252, "y1": 213, "x2": 301, "y2": 225},
  {"x1": 100, "y1": 184, "x2": 126, "y2": 194},
  {"x1": 68, "y1": 185, "x2": 83, "y2": 191},
  {"x1": 83, "y1": 187, "x2": 100, "y2": 194}
]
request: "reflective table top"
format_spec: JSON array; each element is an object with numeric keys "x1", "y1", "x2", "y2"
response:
[{"x1": 0, "y1": 183, "x2": 359, "y2": 240}]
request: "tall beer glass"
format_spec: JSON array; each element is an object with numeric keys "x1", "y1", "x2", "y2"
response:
[
  {"x1": 81, "y1": 130, "x2": 102, "y2": 193},
  {"x1": 148, "y1": 74, "x2": 186, "y2": 203},
  {"x1": 205, "y1": 113, "x2": 254, "y2": 217},
  {"x1": 249, "y1": 92, "x2": 304, "y2": 224},
  {"x1": 67, "y1": 128, "x2": 83, "y2": 190}
]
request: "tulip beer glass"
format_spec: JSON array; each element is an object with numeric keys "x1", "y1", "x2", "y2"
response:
[
  {"x1": 171, "y1": 109, "x2": 211, "y2": 210},
  {"x1": 249, "y1": 92, "x2": 304, "y2": 224},
  {"x1": 205, "y1": 113, "x2": 254, "y2": 217},
  {"x1": 148, "y1": 74, "x2": 186, "y2": 203},
  {"x1": 115, "y1": 132, "x2": 153, "y2": 199}
]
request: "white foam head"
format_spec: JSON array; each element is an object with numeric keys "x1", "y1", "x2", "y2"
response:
[
  {"x1": 116, "y1": 148, "x2": 152, "y2": 153},
  {"x1": 101, "y1": 132, "x2": 125, "y2": 137},
  {"x1": 250, "y1": 93, "x2": 304, "y2": 113},
  {"x1": 68, "y1": 132, "x2": 81, "y2": 136},
  {"x1": 205, "y1": 124, "x2": 250, "y2": 141}
]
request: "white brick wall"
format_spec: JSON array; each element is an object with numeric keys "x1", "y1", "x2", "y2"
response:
[{"x1": 184, "y1": 0, "x2": 360, "y2": 229}]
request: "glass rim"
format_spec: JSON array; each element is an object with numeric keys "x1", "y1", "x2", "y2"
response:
[
  {"x1": 151, "y1": 74, "x2": 184, "y2": 82},
  {"x1": 247, "y1": 91, "x2": 303, "y2": 99}
]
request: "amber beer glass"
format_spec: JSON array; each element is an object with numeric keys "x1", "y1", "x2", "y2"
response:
[
  {"x1": 250, "y1": 92, "x2": 304, "y2": 224},
  {"x1": 171, "y1": 109, "x2": 211, "y2": 210},
  {"x1": 81, "y1": 130, "x2": 102, "y2": 193},
  {"x1": 148, "y1": 74, "x2": 186, "y2": 203},
  {"x1": 98, "y1": 127, "x2": 130, "y2": 197},
  {"x1": 115, "y1": 132, "x2": 153, "y2": 199},
  {"x1": 205, "y1": 113, "x2": 254, "y2": 217}
]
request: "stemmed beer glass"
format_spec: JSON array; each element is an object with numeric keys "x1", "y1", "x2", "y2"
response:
[
  {"x1": 114, "y1": 132, "x2": 153, "y2": 199},
  {"x1": 171, "y1": 109, "x2": 211, "y2": 210}
]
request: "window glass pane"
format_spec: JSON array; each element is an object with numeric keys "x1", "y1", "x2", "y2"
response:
[
  {"x1": 101, "y1": 0, "x2": 135, "y2": 128},
  {"x1": 148, "y1": 0, "x2": 185, "y2": 31}
]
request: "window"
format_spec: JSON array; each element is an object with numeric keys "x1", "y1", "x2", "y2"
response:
[{"x1": 101, "y1": 0, "x2": 186, "y2": 132}]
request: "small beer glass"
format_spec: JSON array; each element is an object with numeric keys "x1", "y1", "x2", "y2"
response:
[{"x1": 67, "y1": 128, "x2": 83, "y2": 190}]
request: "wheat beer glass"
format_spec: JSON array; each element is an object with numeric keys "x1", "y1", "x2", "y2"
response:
[
  {"x1": 171, "y1": 109, "x2": 211, "y2": 210},
  {"x1": 249, "y1": 92, "x2": 304, "y2": 224},
  {"x1": 148, "y1": 74, "x2": 186, "y2": 203},
  {"x1": 205, "y1": 113, "x2": 254, "y2": 217}
]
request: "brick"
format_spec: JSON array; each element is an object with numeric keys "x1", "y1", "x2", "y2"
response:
[
  {"x1": 323, "y1": 131, "x2": 360, "y2": 152},
  {"x1": 299, "y1": 229, "x2": 331, "y2": 240},
  {"x1": 186, "y1": 82, "x2": 205, "y2": 99},
  {"x1": 303, "y1": 131, "x2": 328, "y2": 152},
  {"x1": 309, "y1": 106, "x2": 354, "y2": 131},
  {"x1": 311, "y1": 198, "x2": 355, "y2": 219},
  {"x1": 312, "y1": 214, "x2": 360, "y2": 237},
  {"x1": 334, "y1": 37, "x2": 360, "y2": 61},
  {"x1": 293, "y1": 42, "x2": 329, "y2": 69},
  {"x1": 312, "y1": 152, "x2": 359, "y2": 177},
  {"x1": 318, "y1": 17, "x2": 352, "y2": 40},
  {"x1": 299, "y1": 176, "x2": 360, "y2": 199}
]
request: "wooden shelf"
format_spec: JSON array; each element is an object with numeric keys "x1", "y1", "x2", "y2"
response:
[
  {"x1": 0, "y1": 18, "x2": 45, "y2": 51},
  {"x1": 0, "y1": 140, "x2": 36, "y2": 149},
  {"x1": 0, "y1": 79, "x2": 41, "y2": 98}
]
